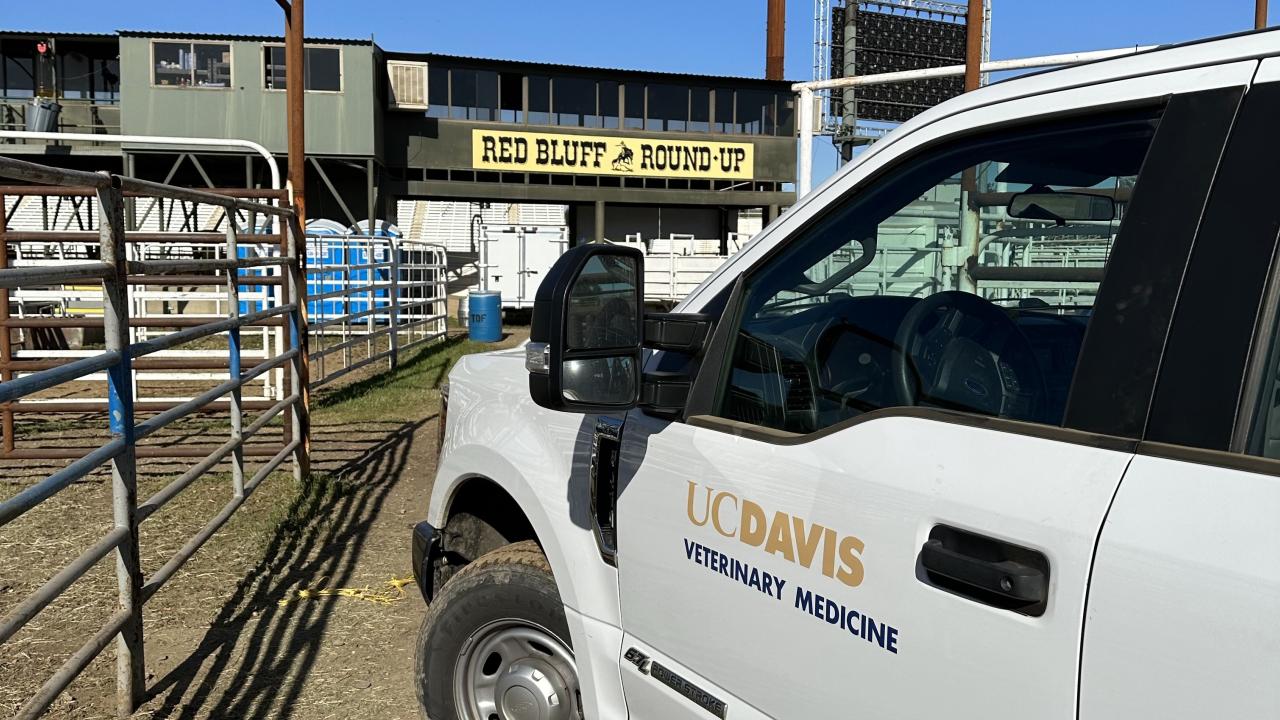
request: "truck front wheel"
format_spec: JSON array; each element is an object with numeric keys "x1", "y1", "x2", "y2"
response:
[{"x1": 415, "y1": 540, "x2": 581, "y2": 720}]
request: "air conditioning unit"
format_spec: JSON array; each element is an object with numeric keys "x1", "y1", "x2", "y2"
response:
[{"x1": 387, "y1": 60, "x2": 429, "y2": 111}]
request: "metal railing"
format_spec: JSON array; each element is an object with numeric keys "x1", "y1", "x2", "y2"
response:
[
  {"x1": 1, "y1": 201, "x2": 288, "y2": 413},
  {"x1": 0, "y1": 155, "x2": 308, "y2": 719},
  {"x1": 307, "y1": 233, "x2": 448, "y2": 388}
]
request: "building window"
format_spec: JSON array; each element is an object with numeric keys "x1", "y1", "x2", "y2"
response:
[
  {"x1": 553, "y1": 76, "x2": 596, "y2": 127},
  {"x1": 528, "y1": 75, "x2": 550, "y2": 125},
  {"x1": 55, "y1": 42, "x2": 120, "y2": 102},
  {"x1": 153, "y1": 41, "x2": 231, "y2": 88},
  {"x1": 448, "y1": 69, "x2": 474, "y2": 119},
  {"x1": 306, "y1": 47, "x2": 341, "y2": 92},
  {"x1": 264, "y1": 46, "x2": 285, "y2": 89},
  {"x1": 1, "y1": 41, "x2": 35, "y2": 99},
  {"x1": 736, "y1": 89, "x2": 775, "y2": 135},
  {"x1": 263, "y1": 45, "x2": 342, "y2": 92},
  {"x1": 714, "y1": 88, "x2": 734, "y2": 133},
  {"x1": 689, "y1": 87, "x2": 710, "y2": 133},
  {"x1": 474, "y1": 70, "x2": 498, "y2": 121},
  {"x1": 776, "y1": 91, "x2": 795, "y2": 136},
  {"x1": 499, "y1": 72, "x2": 522, "y2": 122},
  {"x1": 623, "y1": 82, "x2": 643, "y2": 130},
  {"x1": 599, "y1": 80, "x2": 619, "y2": 129},
  {"x1": 426, "y1": 64, "x2": 448, "y2": 118},
  {"x1": 647, "y1": 84, "x2": 687, "y2": 132}
]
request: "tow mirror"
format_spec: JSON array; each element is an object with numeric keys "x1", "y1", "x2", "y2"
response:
[
  {"x1": 527, "y1": 244, "x2": 644, "y2": 413},
  {"x1": 1007, "y1": 191, "x2": 1115, "y2": 224}
]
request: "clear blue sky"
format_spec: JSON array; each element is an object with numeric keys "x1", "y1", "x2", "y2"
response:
[{"x1": 5, "y1": 0, "x2": 1275, "y2": 182}]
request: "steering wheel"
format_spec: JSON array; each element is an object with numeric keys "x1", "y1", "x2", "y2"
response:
[
  {"x1": 814, "y1": 320, "x2": 893, "y2": 414},
  {"x1": 891, "y1": 291, "x2": 1047, "y2": 420}
]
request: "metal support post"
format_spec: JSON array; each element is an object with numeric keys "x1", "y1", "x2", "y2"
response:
[
  {"x1": 226, "y1": 221, "x2": 244, "y2": 498},
  {"x1": 124, "y1": 153, "x2": 137, "y2": 231},
  {"x1": 97, "y1": 181, "x2": 144, "y2": 717},
  {"x1": 345, "y1": 240, "x2": 354, "y2": 371},
  {"x1": 958, "y1": 188, "x2": 980, "y2": 293},
  {"x1": 389, "y1": 236, "x2": 400, "y2": 370},
  {"x1": 594, "y1": 199, "x2": 606, "y2": 243},
  {"x1": 1, "y1": 193, "x2": 13, "y2": 455},
  {"x1": 365, "y1": 238, "x2": 375, "y2": 363},
  {"x1": 797, "y1": 86, "x2": 814, "y2": 197},
  {"x1": 1259, "y1": 0, "x2": 1269, "y2": 28}
]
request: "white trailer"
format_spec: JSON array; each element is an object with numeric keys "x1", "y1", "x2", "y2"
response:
[{"x1": 478, "y1": 224, "x2": 570, "y2": 309}]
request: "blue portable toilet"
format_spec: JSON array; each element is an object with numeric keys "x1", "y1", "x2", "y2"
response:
[
  {"x1": 468, "y1": 291, "x2": 502, "y2": 342},
  {"x1": 235, "y1": 221, "x2": 278, "y2": 315}
]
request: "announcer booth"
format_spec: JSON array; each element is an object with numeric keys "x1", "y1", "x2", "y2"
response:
[{"x1": 380, "y1": 52, "x2": 799, "y2": 250}]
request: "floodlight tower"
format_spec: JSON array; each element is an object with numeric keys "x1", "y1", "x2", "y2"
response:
[{"x1": 815, "y1": 0, "x2": 989, "y2": 160}]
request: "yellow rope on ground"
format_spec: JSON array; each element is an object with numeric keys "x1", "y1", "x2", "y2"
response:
[{"x1": 278, "y1": 576, "x2": 417, "y2": 606}]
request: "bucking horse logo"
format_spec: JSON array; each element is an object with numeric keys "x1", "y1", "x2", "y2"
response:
[{"x1": 611, "y1": 142, "x2": 635, "y2": 172}]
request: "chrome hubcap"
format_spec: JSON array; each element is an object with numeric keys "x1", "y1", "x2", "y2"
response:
[{"x1": 454, "y1": 620, "x2": 579, "y2": 720}]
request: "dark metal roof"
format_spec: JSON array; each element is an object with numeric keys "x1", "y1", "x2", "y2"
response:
[
  {"x1": 0, "y1": 30, "x2": 120, "y2": 40},
  {"x1": 382, "y1": 51, "x2": 795, "y2": 86},
  {"x1": 116, "y1": 30, "x2": 373, "y2": 46}
]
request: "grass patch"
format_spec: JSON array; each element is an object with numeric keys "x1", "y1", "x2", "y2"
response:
[
  {"x1": 312, "y1": 334, "x2": 509, "y2": 423},
  {"x1": 252, "y1": 471, "x2": 344, "y2": 552}
]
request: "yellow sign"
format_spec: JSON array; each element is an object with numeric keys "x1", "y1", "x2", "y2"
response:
[{"x1": 472, "y1": 129, "x2": 754, "y2": 180}]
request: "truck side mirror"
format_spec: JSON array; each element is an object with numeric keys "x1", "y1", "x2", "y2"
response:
[{"x1": 527, "y1": 244, "x2": 644, "y2": 413}]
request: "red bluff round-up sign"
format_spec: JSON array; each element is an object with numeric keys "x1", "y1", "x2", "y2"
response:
[{"x1": 471, "y1": 129, "x2": 755, "y2": 181}]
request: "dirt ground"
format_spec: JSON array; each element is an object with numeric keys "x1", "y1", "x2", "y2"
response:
[{"x1": 0, "y1": 326, "x2": 528, "y2": 720}]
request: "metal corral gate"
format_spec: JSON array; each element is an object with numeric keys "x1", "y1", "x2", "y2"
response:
[
  {"x1": 306, "y1": 233, "x2": 448, "y2": 387},
  {"x1": 0, "y1": 156, "x2": 308, "y2": 719}
]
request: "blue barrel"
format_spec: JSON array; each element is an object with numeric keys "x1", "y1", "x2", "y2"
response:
[{"x1": 468, "y1": 291, "x2": 502, "y2": 342}]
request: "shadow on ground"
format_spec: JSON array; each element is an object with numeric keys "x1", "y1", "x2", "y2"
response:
[{"x1": 143, "y1": 413, "x2": 431, "y2": 720}]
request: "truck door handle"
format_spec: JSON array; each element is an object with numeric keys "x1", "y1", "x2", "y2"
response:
[{"x1": 918, "y1": 526, "x2": 1050, "y2": 616}]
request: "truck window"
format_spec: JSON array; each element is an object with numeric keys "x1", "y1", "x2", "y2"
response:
[
  {"x1": 716, "y1": 114, "x2": 1158, "y2": 435},
  {"x1": 1247, "y1": 303, "x2": 1280, "y2": 459}
]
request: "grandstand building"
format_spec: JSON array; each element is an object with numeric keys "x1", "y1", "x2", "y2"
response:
[{"x1": 0, "y1": 30, "x2": 797, "y2": 253}]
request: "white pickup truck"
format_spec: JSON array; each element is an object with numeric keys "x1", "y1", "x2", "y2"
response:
[{"x1": 412, "y1": 30, "x2": 1280, "y2": 720}]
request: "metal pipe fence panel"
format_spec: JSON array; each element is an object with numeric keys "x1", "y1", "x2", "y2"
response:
[
  {"x1": 0, "y1": 155, "x2": 308, "y2": 720},
  {"x1": 304, "y1": 233, "x2": 448, "y2": 388}
]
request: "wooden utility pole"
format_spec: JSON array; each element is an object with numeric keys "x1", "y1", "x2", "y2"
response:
[
  {"x1": 964, "y1": 0, "x2": 984, "y2": 92},
  {"x1": 277, "y1": 0, "x2": 305, "y2": 228},
  {"x1": 1258, "y1": 0, "x2": 1269, "y2": 29},
  {"x1": 766, "y1": 0, "x2": 786, "y2": 80}
]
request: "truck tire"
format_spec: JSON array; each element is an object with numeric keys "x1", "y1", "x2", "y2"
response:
[{"x1": 416, "y1": 540, "x2": 581, "y2": 720}]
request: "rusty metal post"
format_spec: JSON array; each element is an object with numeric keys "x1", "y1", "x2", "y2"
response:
[
  {"x1": 289, "y1": 213, "x2": 310, "y2": 480},
  {"x1": 97, "y1": 180, "x2": 145, "y2": 717},
  {"x1": 965, "y1": 0, "x2": 984, "y2": 92},
  {"x1": 282, "y1": 0, "x2": 306, "y2": 231},
  {"x1": 958, "y1": 0, "x2": 986, "y2": 293},
  {"x1": 279, "y1": 0, "x2": 308, "y2": 458},
  {"x1": 1258, "y1": 0, "x2": 1269, "y2": 28},
  {"x1": 1, "y1": 192, "x2": 13, "y2": 455},
  {"x1": 766, "y1": 0, "x2": 786, "y2": 81}
]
